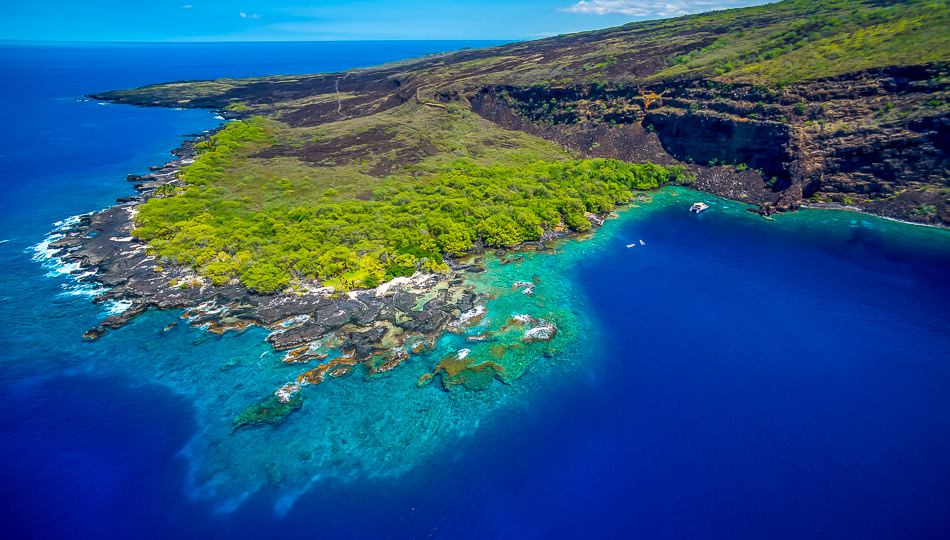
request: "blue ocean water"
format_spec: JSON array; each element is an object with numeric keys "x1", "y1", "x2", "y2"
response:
[{"x1": 2, "y1": 42, "x2": 950, "y2": 539}]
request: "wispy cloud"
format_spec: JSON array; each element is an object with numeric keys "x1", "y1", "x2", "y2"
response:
[
  {"x1": 239, "y1": 12, "x2": 260, "y2": 19},
  {"x1": 559, "y1": 1, "x2": 749, "y2": 18}
]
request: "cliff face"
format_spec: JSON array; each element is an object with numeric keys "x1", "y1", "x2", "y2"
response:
[{"x1": 465, "y1": 62, "x2": 950, "y2": 224}]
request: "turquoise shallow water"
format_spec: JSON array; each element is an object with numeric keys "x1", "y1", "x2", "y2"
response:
[{"x1": 2, "y1": 42, "x2": 950, "y2": 538}]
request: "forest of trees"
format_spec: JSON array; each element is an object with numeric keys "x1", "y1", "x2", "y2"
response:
[{"x1": 134, "y1": 119, "x2": 691, "y2": 293}]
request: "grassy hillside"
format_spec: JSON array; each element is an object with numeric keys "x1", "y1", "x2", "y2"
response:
[
  {"x1": 101, "y1": 0, "x2": 949, "y2": 101},
  {"x1": 650, "y1": 0, "x2": 950, "y2": 85}
]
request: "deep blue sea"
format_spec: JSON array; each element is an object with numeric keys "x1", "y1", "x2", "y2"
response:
[{"x1": 2, "y1": 41, "x2": 950, "y2": 539}]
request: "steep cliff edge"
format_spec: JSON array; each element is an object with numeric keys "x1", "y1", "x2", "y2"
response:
[{"x1": 473, "y1": 63, "x2": 950, "y2": 223}]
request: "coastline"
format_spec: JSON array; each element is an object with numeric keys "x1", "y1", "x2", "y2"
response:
[
  {"x1": 40, "y1": 108, "x2": 580, "y2": 425},
  {"x1": 800, "y1": 202, "x2": 950, "y2": 230}
]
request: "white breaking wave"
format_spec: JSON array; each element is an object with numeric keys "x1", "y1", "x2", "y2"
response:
[
  {"x1": 103, "y1": 299, "x2": 133, "y2": 316},
  {"x1": 30, "y1": 215, "x2": 106, "y2": 300},
  {"x1": 456, "y1": 305, "x2": 486, "y2": 324},
  {"x1": 58, "y1": 282, "x2": 103, "y2": 299}
]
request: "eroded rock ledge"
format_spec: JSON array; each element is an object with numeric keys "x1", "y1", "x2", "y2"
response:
[{"x1": 470, "y1": 64, "x2": 950, "y2": 225}]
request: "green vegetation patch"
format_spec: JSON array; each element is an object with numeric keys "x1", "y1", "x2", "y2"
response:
[
  {"x1": 135, "y1": 119, "x2": 690, "y2": 293},
  {"x1": 656, "y1": 0, "x2": 950, "y2": 85}
]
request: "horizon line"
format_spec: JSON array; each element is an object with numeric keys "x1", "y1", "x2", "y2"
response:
[{"x1": 0, "y1": 38, "x2": 524, "y2": 45}]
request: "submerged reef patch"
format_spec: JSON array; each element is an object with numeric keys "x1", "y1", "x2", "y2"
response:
[
  {"x1": 432, "y1": 349, "x2": 508, "y2": 391},
  {"x1": 233, "y1": 392, "x2": 304, "y2": 430}
]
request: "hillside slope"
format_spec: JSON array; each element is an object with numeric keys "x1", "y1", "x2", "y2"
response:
[{"x1": 95, "y1": 0, "x2": 949, "y2": 228}]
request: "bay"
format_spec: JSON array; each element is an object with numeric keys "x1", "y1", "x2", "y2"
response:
[{"x1": 1, "y1": 41, "x2": 949, "y2": 539}]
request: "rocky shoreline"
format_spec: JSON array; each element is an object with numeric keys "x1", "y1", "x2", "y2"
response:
[
  {"x1": 42, "y1": 117, "x2": 574, "y2": 425},
  {"x1": 46, "y1": 131, "x2": 480, "y2": 335}
]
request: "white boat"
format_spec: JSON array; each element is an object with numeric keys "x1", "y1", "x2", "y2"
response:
[
  {"x1": 690, "y1": 202, "x2": 709, "y2": 213},
  {"x1": 626, "y1": 243, "x2": 636, "y2": 248}
]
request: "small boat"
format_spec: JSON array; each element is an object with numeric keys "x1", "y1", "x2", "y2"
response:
[
  {"x1": 639, "y1": 239, "x2": 645, "y2": 245},
  {"x1": 626, "y1": 243, "x2": 636, "y2": 248},
  {"x1": 690, "y1": 202, "x2": 709, "y2": 213}
]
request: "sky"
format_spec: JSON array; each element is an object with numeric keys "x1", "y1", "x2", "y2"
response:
[{"x1": 1, "y1": 1, "x2": 771, "y2": 42}]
